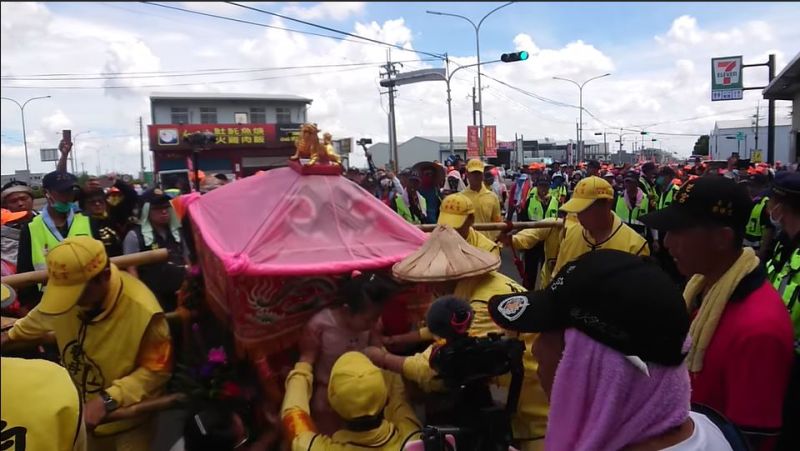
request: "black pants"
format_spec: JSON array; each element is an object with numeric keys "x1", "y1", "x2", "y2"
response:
[{"x1": 523, "y1": 243, "x2": 544, "y2": 290}]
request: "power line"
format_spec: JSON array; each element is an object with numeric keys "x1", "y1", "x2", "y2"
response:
[
  {"x1": 0, "y1": 65, "x2": 374, "y2": 90},
  {"x1": 225, "y1": 2, "x2": 446, "y2": 60},
  {"x1": 1, "y1": 59, "x2": 434, "y2": 81}
]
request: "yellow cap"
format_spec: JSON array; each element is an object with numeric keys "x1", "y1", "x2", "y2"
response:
[
  {"x1": 327, "y1": 352, "x2": 388, "y2": 420},
  {"x1": 560, "y1": 176, "x2": 614, "y2": 213},
  {"x1": 40, "y1": 236, "x2": 108, "y2": 315},
  {"x1": 437, "y1": 193, "x2": 475, "y2": 229},
  {"x1": 1, "y1": 283, "x2": 15, "y2": 308},
  {"x1": 466, "y1": 159, "x2": 485, "y2": 173}
]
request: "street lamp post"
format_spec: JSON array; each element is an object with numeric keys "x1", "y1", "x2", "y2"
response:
[
  {"x1": 594, "y1": 131, "x2": 608, "y2": 160},
  {"x1": 1, "y1": 95, "x2": 52, "y2": 173},
  {"x1": 552, "y1": 74, "x2": 610, "y2": 163},
  {"x1": 427, "y1": 1, "x2": 514, "y2": 158}
]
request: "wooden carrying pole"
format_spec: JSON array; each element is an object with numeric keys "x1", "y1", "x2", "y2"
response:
[
  {"x1": 1, "y1": 248, "x2": 168, "y2": 289},
  {"x1": 417, "y1": 220, "x2": 563, "y2": 233}
]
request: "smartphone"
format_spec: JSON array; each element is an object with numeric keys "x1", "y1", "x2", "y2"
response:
[{"x1": 62, "y1": 129, "x2": 72, "y2": 144}]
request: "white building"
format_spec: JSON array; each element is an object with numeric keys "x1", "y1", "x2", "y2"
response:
[
  {"x1": 1, "y1": 170, "x2": 45, "y2": 188},
  {"x1": 709, "y1": 117, "x2": 793, "y2": 163},
  {"x1": 368, "y1": 136, "x2": 468, "y2": 170},
  {"x1": 763, "y1": 51, "x2": 800, "y2": 163}
]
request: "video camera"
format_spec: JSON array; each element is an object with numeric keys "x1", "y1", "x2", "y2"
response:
[{"x1": 423, "y1": 333, "x2": 526, "y2": 451}]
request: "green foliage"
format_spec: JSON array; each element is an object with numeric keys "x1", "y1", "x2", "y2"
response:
[{"x1": 693, "y1": 135, "x2": 710, "y2": 156}]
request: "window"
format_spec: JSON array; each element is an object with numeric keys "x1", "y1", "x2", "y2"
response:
[
  {"x1": 250, "y1": 107, "x2": 266, "y2": 124},
  {"x1": 170, "y1": 107, "x2": 189, "y2": 124},
  {"x1": 199, "y1": 107, "x2": 217, "y2": 124},
  {"x1": 276, "y1": 107, "x2": 291, "y2": 124},
  {"x1": 234, "y1": 112, "x2": 248, "y2": 124}
]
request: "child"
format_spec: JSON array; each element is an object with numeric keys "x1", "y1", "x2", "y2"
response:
[{"x1": 304, "y1": 271, "x2": 400, "y2": 435}]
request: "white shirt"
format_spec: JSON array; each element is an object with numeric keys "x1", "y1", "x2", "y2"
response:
[{"x1": 661, "y1": 412, "x2": 733, "y2": 451}]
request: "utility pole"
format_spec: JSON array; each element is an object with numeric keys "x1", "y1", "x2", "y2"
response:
[
  {"x1": 380, "y1": 51, "x2": 401, "y2": 171},
  {"x1": 139, "y1": 116, "x2": 145, "y2": 180},
  {"x1": 575, "y1": 122, "x2": 579, "y2": 165},
  {"x1": 471, "y1": 81, "x2": 478, "y2": 126},
  {"x1": 767, "y1": 54, "x2": 776, "y2": 164},
  {"x1": 753, "y1": 102, "x2": 760, "y2": 156}
]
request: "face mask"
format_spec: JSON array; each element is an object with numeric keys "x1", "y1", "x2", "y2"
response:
[
  {"x1": 51, "y1": 199, "x2": 74, "y2": 214},
  {"x1": 656, "y1": 176, "x2": 665, "y2": 187}
]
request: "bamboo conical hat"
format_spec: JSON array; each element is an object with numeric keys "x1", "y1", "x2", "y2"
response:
[{"x1": 392, "y1": 225, "x2": 500, "y2": 282}]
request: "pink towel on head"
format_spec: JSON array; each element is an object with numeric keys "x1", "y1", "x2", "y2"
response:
[{"x1": 545, "y1": 329, "x2": 690, "y2": 451}]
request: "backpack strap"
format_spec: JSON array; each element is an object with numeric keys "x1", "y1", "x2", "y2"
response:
[{"x1": 690, "y1": 403, "x2": 751, "y2": 451}]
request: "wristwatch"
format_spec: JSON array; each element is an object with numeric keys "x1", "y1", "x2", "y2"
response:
[{"x1": 99, "y1": 390, "x2": 119, "y2": 413}]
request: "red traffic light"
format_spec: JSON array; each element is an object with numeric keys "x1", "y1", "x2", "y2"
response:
[{"x1": 501, "y1": 51, "x2": 529, "y2": 63}]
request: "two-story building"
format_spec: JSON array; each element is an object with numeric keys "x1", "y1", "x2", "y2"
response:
[{"x1": 148, "y1": 92, "x2": 312, "y2": 180}]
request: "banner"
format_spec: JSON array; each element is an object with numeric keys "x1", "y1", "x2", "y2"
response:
[
  {"x1": 467, "y1": 126, "x2": 479, "y2": 158},
  {"x1": 484, "y1": 125, "x2": 497, "y2": 157}
]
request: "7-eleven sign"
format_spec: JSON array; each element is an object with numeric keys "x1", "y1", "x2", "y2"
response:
[{"x1": 711, "y1": 56, "x2": 743, "y2": 101}]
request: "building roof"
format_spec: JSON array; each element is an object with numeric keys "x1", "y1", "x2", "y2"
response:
[
  {"x1": 714, "y1": 117, "x2": 792, "y2": 130},
  {"x1": 763, "y1": 52, "x2": 800, "y2": 100},
  {"x1": 149, "y1": 92, "x2": 313, "y2": 103},
  {"x1": 415, "y1": 136, "x2": 468, "y2": 144}
]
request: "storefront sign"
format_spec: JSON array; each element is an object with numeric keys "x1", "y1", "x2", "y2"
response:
[
  {"x1": 711, "y1": 56, "x2": 743, "y2": 101},
  {"x1": 149, "y1": 124, "x2": 278, "y2": 151}
]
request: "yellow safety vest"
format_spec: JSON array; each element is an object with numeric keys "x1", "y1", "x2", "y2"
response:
[
  {"x1": 46, "y1": 267, "x2": 163, "y2": 436},
  {"x1": 658, "y1": 185, "x2": 679, "y2": 210},
  {"x1": 527, "y1": 195, "x2": 559, "y2": 221},
  {"x1": 1, "y1": 357, "x2": 85, "y2": 451},
  {"x1": 394, "y1": 194, "x2": 427, "y2": 224},
  {"x1": 614, "y1": 194, "x2": 645, "y2": 230},
  {"x1": 549, "y1": 185, "x2": 567, "y2": 202},
  {"x1": 28, "y1": 213, "x2": 91, "y2": 271},
  {"x1": 768, "y1": 243, "x2": 800, "y2": 353},
  {"x1": 745, "y1": 197, "x2": 769, "y2": 247}
]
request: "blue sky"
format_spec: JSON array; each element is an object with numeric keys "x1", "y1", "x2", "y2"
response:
[{"x1": 2, "y1": 2, "x2": 798, "y2": 173}]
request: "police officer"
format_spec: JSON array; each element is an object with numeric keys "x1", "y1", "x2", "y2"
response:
[
  {"x1": 743, "y1": 172, "x2": 775, "y2": 260},
  {"x1": 764, "y1": 171, "x2": 800, "y2": 450}
]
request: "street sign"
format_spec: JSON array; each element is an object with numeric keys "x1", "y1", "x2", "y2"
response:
[
  {"x1": 40, "y1": 148, "x2": 58, "y2": 162},
  {"x1": 379, "y1": 68, "x2": 446, "y2": 87},
  {"x1": 484, "y1": 125, "x2": 497, "y2": 157},
  {"x1": 752, "y1": 150, "x2": 763, "y2": 163},
  {"x1": 711, "y1": 56, "x2": 743, "y2": 101},
  {"x1": 467, "y1": 126, "x2": 479, "y2": 158},
  {"x1": 736, "y1": 131, "x2": 745, "y2": 141}
]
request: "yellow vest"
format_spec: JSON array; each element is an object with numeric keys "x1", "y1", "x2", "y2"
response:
[
  {"x1": 1, "y1": 357, "x2": 85, "y2": 451},
  {"x1": 553, "y1": 212, "x2": 649, "y2": 276},
  {"x1": 45, "y1": 266, "x2": 163, "y2": 436},
  {"x1": 28, "y1": 213, "x2": 92, "y2": 271}
]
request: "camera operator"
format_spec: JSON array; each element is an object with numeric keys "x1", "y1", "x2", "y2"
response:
[
  {"x1": 363, "y1": 226, "x2": 549, "y2": 450},
  {"x1": 488, "y1": 250, "x2": 745, "y2": 451}
]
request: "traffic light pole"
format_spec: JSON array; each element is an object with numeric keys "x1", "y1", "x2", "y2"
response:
[{"x1": 741, "y1": 53, "x2": 776, "y2": 163}]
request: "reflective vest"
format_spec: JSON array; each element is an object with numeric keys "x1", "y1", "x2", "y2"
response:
[
  {"x1": 394, "y1": 194, "x2": 427, "y2": 225},
  {"x1": 550, "y1": 185, "x2": 567, "y2": 203},
  {"x1": 768, "y1": 244, "x2": 800, "y2": 353},
  {"x1": 744, "y1": 197, "x2": 769, "y2": 248},
  {"x1": 640, "y1": 177, "x2": 658, "y2": 210},
  {"x1": 658, "y1": 184, "x2": 679, "y2": 210},
  {"x1": 614, "y1": 194, "x2": 645, "y2": 233},
  {"x1": 527, "y1": 194, "x2": 559, "y2": 221}
]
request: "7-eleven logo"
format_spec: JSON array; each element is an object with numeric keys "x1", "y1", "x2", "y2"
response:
[{"x1": 716, "y1": 60, "x2": 739, "y2": 85}]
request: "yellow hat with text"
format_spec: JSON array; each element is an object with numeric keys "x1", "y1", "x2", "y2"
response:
[
  {"x1": 327, "y1": 352, "x2": 388, "y2": 420},
  {"x1": 560, "y1": 176, "x2": 614, "y2": 213},
  {"x1": 437, "y1": 193, "x2": 475, "y2": 229},
  {"x1": 40, "y1": 236, "x2": 108, "y2": 315}
]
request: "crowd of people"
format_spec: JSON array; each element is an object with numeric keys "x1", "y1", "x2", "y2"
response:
[{"x1": 1, "y1": 137, "x2": 798, "y2": 451}]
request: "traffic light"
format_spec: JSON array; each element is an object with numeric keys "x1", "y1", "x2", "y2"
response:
[
  {"x1": 640, "y1": 131, "x2": 649, "y2": 135},
  {"x1": 501, "y1": 51, "x2": 529, "y2": 63}
]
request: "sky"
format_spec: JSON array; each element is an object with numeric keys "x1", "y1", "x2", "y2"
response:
[{"x1": 1, "y1": 1, "x2": 798, "y2": 174}]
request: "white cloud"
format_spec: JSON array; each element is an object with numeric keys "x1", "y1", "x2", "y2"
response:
[{"x1": 281, "y1": 2, "x2": 365, "y2": 21}]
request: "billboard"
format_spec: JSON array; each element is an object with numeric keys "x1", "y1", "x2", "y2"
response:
[
  {"x1": 40, "y1": 148, "x2": 58, "y2": 162},
  {"x1": 711, "y1": 56, "x2": 743, "y2": 101}
]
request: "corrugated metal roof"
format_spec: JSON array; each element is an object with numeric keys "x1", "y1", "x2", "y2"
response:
[{"x1": 715, "y1": 117, "x2": 792, "y2": 130}]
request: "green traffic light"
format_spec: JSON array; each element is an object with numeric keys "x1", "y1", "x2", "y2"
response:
[{"x1": 519, "y1": 51, "x2": 529, "y2": 61}]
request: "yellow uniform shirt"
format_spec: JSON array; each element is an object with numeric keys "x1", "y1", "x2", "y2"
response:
[
  {"x1": 8, "y1": 267, "x2": 173, "y2": 436},
  {"x1": 462, "y1": 186, "x2": 502, "y2": 240},
  {"x1": 466, "y1": 227, "x2": 501, "y2": 257},
  {"x1": 552, "y1": 212, "x2": 649, "y2": 276},
  {"x1": 1, "y1": 357, "x2": 87, "y2": 451},
  {"x1": 513, "y1": 226, "x2": 564, "y2": 289},
  {"x1": 281, "y1": 362, "x2": 422, "y2": 450},
  {"x1": 402, "y1": 271, "x2": 549, "y2": 446}
]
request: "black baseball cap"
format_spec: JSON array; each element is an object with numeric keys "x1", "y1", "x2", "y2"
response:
[
  {"x1": 770, "y1": 171, "x2": 800, "y2": 199},
  {"x1": 639, "y1": 175, "x2": 750, "y2": 232},
  {"x1": 140, "y1": 188, "x2": 172, "y2": 207},
  {"x1": 42, "y1": 171, "x2": 79, "y2": 192},
  {"x1": 488, "y1": 249, "x2": 689, "y2": 366}
]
